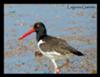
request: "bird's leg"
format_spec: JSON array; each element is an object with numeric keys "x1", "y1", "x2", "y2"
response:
[
  {"x1": 56, "y1": 59, "x2": 69, "y2": 72},
  {"x1": 63, "y1": 59, "x2": 70, "y2": 68},
  {"x1": 51, "y1": 59, "x2": 61, "y2": 74}
]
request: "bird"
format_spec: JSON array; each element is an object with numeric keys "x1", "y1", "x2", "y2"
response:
[{"x1": 18, "y1": 22, "x2": 84, "y2": 74}]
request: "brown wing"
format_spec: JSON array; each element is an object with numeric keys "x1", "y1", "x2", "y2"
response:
[{"x1": 40, "y1": 36, "x2": 84, "y2": 56}]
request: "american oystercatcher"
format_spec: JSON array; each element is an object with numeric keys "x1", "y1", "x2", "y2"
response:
[{"x1": 18, "y1": 22, "x2": 84, "y2": 74}]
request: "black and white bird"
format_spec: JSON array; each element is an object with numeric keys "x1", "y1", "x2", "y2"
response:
[{"x1": 18, "y1": 22, "x2": 84, "y2": 74}]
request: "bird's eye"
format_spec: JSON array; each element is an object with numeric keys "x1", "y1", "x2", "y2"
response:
[{"x1": 37, "y1": 24, "x2": 40, "y2": 28}]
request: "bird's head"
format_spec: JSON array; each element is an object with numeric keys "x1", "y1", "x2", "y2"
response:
[{"x1": 18, "y1": 22, "x2": 47, "y2": 40}]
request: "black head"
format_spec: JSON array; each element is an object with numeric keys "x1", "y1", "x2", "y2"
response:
[
  {"x1": 18, "y1": 22, "x2": 47, "y2": 41},
  {"x1": 34, "y1": 22, "x2": 47, "y2": 33},
  {"x1": 33, "y1": 22, "x2": 47, "y2": 41}
]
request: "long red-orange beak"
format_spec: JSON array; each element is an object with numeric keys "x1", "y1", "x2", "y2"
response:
[{"x1": 18, "y1": 28, "x2": 35, "y2": 40}]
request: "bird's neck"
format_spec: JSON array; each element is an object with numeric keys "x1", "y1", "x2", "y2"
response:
[{"x1": 36, "y1": 31, "x2": 47, "y2": 42}]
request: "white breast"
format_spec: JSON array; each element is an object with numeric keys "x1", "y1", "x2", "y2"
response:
[
  {"x1": 37, "y1": 40, "x2": 45, "y2": 47},
  {"x1": 37, "y1": 40, "x2": 62, "y2": 59},
  {"x1": 37, "y1": 40, "x2": 46, "y2": 55}
]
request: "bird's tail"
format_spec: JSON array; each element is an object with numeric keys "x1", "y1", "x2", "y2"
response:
[
  {"x1": 67, "y1": 45, "x2": 84, "y2": 56},
  {"x1": 72, "y1": 50, "x2": 84, "y2": 56}
]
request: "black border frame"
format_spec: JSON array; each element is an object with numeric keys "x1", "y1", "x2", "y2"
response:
[{"x1": 1, "y1": 1, "x2": 99, "y2": 77}]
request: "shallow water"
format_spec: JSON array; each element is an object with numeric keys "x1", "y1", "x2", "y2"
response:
[{"x1": 4, "y1": 4, "x2": 97, "y2": 74}]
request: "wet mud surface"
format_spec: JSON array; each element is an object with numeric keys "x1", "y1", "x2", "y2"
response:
[{"x1": 4, "y1": 4, "x2": 97, "y2": 74}]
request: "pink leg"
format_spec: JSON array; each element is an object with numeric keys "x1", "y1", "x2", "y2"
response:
[
  {"x1": 51, "y1": 59, "x2": 61, "y2": 74},
  {"x1": 56, "y1": 68, "x2": 61, "y2": 74}
]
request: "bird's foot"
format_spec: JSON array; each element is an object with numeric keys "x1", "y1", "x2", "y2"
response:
[
  {"x1": 55, "y1": 68, "x2": 61, "y2": 74},
  {"x1": 35, "y1": 51, "x2": 43, "y2": 62},
  {"x1": 35, "y1": 51, "x2": 43, "y2": 57}
]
